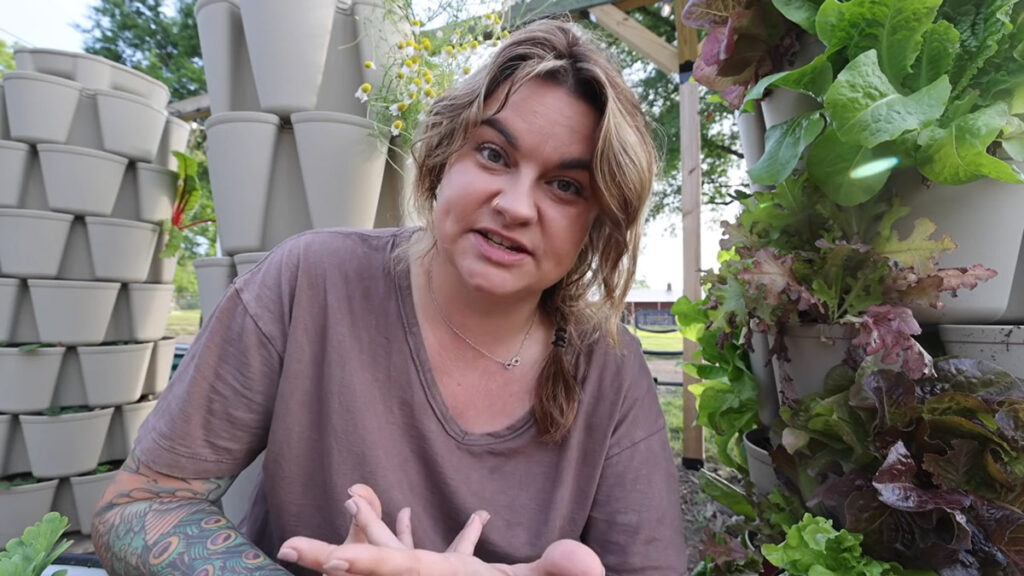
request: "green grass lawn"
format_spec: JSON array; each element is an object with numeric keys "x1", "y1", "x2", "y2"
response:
[
  {"x1": 628, "y1": 325, "x2": 683, "y2": 355},
  {"x1": 166, "y1": 309, "x2": 201, "y2": 336}
]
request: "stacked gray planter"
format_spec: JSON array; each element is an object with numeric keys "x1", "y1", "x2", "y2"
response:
[
  {"x1": 192, "y1": 0, "x2": 407, "y2": 525},
  {"x1": 0, "y1": 48, "x2": 187, "y2": 545}
]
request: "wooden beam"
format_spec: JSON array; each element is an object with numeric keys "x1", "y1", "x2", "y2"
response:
[
  {"x1": 613, "y1": 0, "x2": 660, "y2": 11},
  {"x1": 589, "y1": 4, "x2": 677, "y2": 76},
  {"x1": 168, "y1": 93, "x2": 211, "y2": 121},
  {"x1": 676, "y1": 0, "x2": 705, "y2": 469}
]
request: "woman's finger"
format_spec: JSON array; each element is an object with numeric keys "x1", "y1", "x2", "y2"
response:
[
  {"x1": 343, "y1": 484, "x2": 384, "y2": 545},
  {"x1": 347, "y1": 494, "x2": 405, "y2": 548},
  {"x1": 445, "y1": 511, "x2": 490, "y2": 554},
  {"x1": 395, "y1": 507, "x2": 414, "y2": 548}
]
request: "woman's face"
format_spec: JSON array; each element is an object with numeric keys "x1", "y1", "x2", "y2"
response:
[{"x1": 431, "y1": 79, "x2": 600, "y2": 300}]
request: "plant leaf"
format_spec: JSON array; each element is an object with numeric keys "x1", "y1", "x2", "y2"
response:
[
  {"x1": 873, "y1": 440, "x2": 972, "y2": 512},
  {"x1": 904, "y1": 21, "x2": 961, "y2": 93},
  {"x1": 736, "y1": 248, "x2": 822, "y2": 312},
  {"x1": 697, "y1": 469, "x2": 757, "y2": 520},
  {"x1": 874, "y1": 217, "x2": 956, "y2": 275},
  {"x1": 917, "y1": 102, "x2": 1024, "y2": 184},
  {"x1": 749, "y1": 110, "x2": 826, "y2": 185},
  {"x1": 807, "y1": 126, "x2": 892, "y2": 206},
  {"x1": 772, "y1": 0, "x2": 824, "y2": 33},
  {"x1": 939, "y1": 0, "x2": 1019, "y2": 98},
  {"x1": 825, "y1": 50, "x2": 951, "y2": 148},
  {"x1": 744, "y1": 52, "x2": 834, "y2": 105},
  {"x1": 815, "y1": 0, "x2": 943, "y2": 85},
  {"x1": 681, "y1": 0, "x2": 748, "y2": 27}
]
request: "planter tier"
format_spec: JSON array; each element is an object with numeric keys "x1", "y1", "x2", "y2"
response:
[
  {"x1": 135, "y1": 162, "x2": 177, "y2": 223},
  {"x1": 20, "y1": 407, "x2": 114, "y2": 478},
  {"x1": 939, "y1": 325, "x2": 1024, "y2": 379},
  {"x1": 77, "y1": 342, "x2": 154, "y2": 407},
  {"x1": 205, "y1": 111, "x2": 280, "y2": 254},
  {"x1": 142, "y1": 337, "x2": 177, "y2": 396},
  {"x1": 901, "y1": 163, "x2": 1024, "y2": 324},
  {"x1": 2, "y1": 71, "x2": 83, "y2": 145},
  {"x1": 0, "y1": 140, "x2": 33, "y2": 208},
  {"x1": 28, "y1": 279, "x2": 120, "y2": 345},
  {"x1": 70, "y1": 469, "x2": 119, "y2": 536},
  {"x1": 158, "y1": 116, "x2": 192, "y2": 171},
  {"x1": 0, "y1": 479, "x2": 59, "y2": 547},
  {"x1": 100, "y1": 399, "x2": 158, "y2": 463},
  {"x1": 772, "y1": 323, "x2": 856, "y2": 403},
  {"x1": 95, "y1": 88, "x2": 168, "y2": 162},
  {"x1": 743, "y1": 428, "x2": 780, "y2": 495},
  {"x1": 0, "y1": 208, "x2": 74, "y2": 278},
  {"x1": 0, "y1": 83, "x2": 8, "y2": 139},
  {"x1": 240, "y1": 0, "x2": 339, "y2": 116},
  {"x1": 0, "y1": 346, "x2": 66, "y2": 413},
  {"x1": 195, "y1": 0, "x2": 261, "y2": 115},
  {"x1": 194, "y1": 257, "x2": 236, "y2": 322},
  {"x1": 0, "y1": 415, "x2": 10, "y2": 479},
  {"x1": 85, "y1": 216, "x2": 160, "y2": 283},
  {"x1": 38, "y1": 144, "x2": 129, "y2": 217},
  {"x1": 352, "y1": 0, "x2": 410, "y2": 89},
  {"x1": 0, "y1": 278, "x2": 21, "y2": 342},
  {"x1": 128, "y1": 283, "x2": 175, "y2": 341},
  {"x1": 233, "y1": 252, "x2": 267, "y2": 277},
  {"x1": 293, "y1": 111, "x2": 387, "y2": 230}
]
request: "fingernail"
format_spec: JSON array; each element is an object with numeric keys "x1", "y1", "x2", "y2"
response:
[
  {"x1": 324, "y1": 560, "x2": 351, "y2": 572},
  {"x1": 277, "y1": 548, "x2": 298, "y2": 563},
  {"x1": 478, "y1": 511, "x2": 491, "y2": 525},
  {"x1": 345, "y1": 498, "x2": 358, "y2": 516},
  {"x1": 347, "y1": 486, "x2": 357, "y2": 497}
]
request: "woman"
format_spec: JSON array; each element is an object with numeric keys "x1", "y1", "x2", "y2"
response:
[{"x1": 92, "y1": 18, "x2": 686, "y2": 575}]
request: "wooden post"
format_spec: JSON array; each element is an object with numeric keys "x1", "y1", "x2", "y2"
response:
[{"x1": 676, "y1": 0, "x2": 704, "y2": 470}]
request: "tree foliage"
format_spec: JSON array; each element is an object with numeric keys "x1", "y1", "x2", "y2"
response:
[
  {"x1": 77, "y1": 0, "x2": 215, "y2": 305},
  {"x1": 0, "y1": 39, "x2": 15, "y2": 77},
  {"x1": 584, "y1": 6, "x2": 744, "y2": 224}
]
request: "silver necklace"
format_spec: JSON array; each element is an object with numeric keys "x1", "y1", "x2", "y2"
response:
[{"x1": 427, "y1": 268, "x2": 538, "y2": 369}]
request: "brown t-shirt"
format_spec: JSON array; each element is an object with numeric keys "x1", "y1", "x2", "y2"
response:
[{"x1": 134, "y1": 228, "x2": 687, "y2": 575}]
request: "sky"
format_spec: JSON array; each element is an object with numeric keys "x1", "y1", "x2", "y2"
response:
[{"x1": 0, "y1": 0, "x2": 728, "y2": 292}]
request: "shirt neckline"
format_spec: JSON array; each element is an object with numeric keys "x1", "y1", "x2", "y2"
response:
[{"x1": 393, "y1": 229, "x2": 536, "y2": 446}]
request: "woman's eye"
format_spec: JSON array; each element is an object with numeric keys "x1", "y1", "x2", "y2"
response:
[
  {"x1": 553, "y1": 179, "x2": 581, "y2": 196},
  {"x1": 479, "y1": 145, "x2": 505, "y2": 165}
]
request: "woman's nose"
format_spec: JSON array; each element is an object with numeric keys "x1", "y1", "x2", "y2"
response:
[{"x1": 492, "y1": 175, "x2": 537, "y2": 223}]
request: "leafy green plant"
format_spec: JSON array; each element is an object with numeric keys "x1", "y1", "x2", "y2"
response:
[
  {"x1": 681, "y1": 0, "x2": 802, "y2": 108},
  {"x1": 0, "y1": 512, "x2": 72, "y2": 576},
  {"x1": 761, "y1": 513, "x2": 934, "y2": 575},
  {"x1": 0, "y1": 474, "x2": 39, "y2": 490},
  {"x1": 161, "y1": 149, "x2": 215, "y2": 259},
  {"x1": 776, "y1": 355, "x2": 1024, "y2": 574},
  {"x1": 41, "y1": 406, "x2": 92, "y2": 417},
  {"x1": 743, "y1": 0, "x2": 1024, "y2": 203}
]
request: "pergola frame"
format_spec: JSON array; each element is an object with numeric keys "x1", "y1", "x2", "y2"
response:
[{"x1": 169, "y1": 0, "x2": 706, "y2": 467}]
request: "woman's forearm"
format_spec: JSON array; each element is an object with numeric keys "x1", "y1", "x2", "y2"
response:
[{"x1": 91, "y1": 455, "x2": 289, "y2": 575}]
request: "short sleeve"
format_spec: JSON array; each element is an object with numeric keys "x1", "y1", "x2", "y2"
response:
[
  {"x1": 133, "y1": 263, "x2": 291, "y2": 479},
  {"x1": 582, "y1": 336, "x2": 688, "y2": 574}
]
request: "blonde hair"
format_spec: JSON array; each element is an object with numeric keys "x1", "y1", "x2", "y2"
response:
[{"x1": 411, "y1": 18, "x2": 656, "y2": 442}]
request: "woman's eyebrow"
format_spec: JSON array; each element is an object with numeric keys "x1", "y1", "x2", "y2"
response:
[{"x1": 482, "y1": 117, "x2": 592, "y2": 172}]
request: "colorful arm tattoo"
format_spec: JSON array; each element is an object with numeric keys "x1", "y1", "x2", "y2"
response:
[{"x1": 92, "y1": 453, "x2": 290, "y2": 575}]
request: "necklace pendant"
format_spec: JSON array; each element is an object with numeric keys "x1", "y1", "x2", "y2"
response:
[{"x1": 505, "y1": 356, "x2": 521, "y2": 369}]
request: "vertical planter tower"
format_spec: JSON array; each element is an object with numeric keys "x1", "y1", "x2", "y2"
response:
[
  {"x1": 0, "y1": 48, "x2": 188, "y2": 544},
  {"x1": 192, "y1": 0, "x2": 407, "y2": 522}
]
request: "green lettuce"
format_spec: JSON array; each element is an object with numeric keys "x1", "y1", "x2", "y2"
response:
[{"x1": 0, "y1": 512, "x2": 71, "y2": 576}]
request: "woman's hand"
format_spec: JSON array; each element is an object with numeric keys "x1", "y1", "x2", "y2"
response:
[{"x1": 276, "y1": 485, "x2": 603, "y2": 576}]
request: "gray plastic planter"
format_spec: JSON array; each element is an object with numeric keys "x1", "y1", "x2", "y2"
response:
[
  {"x1": 57, "y1": 218, "x2": 97, "y2": 282},
  {"x1": 232, "y1": 252, "x2": 267, "y2": 277},
  {"x1": 100, "y1": 399, "x2": 158, "y2": 463},
  {"x1": 0, "y1": 346, "x2": 66, "y2": 413},
  {"x1": 65, "y1": 90, "x2": 103, "y2": 151},
  {"x1": 85, "y1": 216, "x2": 160, "y2": 283},
  {"x1": 293, "y1": 111, "x2": 387, "y2": 229},
  {"x1": 20, "y1": 408, "x2": 114, "y2": 478},
  {"x1": 0, "y1": 208, "x2": 74, "y2": 278},
  {"x1": 0, "y1": 82, "x2": 8, "y2": 139},
  {"x1": 195, "y1": 0, "x2": 260, "y2": 115},
  {"x1": 316, "y1": 0, "x2": 364, "y2": 115},
  {"x1": 0, "y1": 415, "x2": 11, "y2": 479},
  {"x1": 128, "y1": 283, "x2": 174, "y2": 341},
  {"x1": 135, "y1": 163, "x2": 177, "y2": 223},
  {"x1": 38, "y1": 144, "x2": 129, "y2": 217},
  {"x1": 28, "y1": 279, "x2": 121, "y2": 346},
  {"x1": 95, "y1": 89, "x2": 168, "y2": 162},
  {"x1": 0, "y1": 140, "x2": 33, "y2": 208},
  {"x1": 13, "y1": 48, "x2": 113, "y2": 91},
  {"x1": 194, "y1": 257, "x2": 236, "y2": 321},
  {"x1": 145, "y1": 230, "x2": 178, "y2": 284},
  {"x1": 0, "y1": 479, "x2": 59, "y2": 547},
  {"x1": 78, "y1": 342, "x2": 154, "y2": 407},
  {"x1": 0, "y1": 278, "x2": 22, "y2": 343},
  {"x1": 157, "y1": 116, "x2": 192, "y2": 171},
  {"x1": 70, "y1": 469, "x2": 119, "y2": 535},
  {"x1": 142, "y1": 337, "x2": 176, "y2": 396},
  {"x1": 771, "y1": 323, "x2": 856, "y2": 403},
  {"x1": 241, "y1": 0, "x2": 338, "y2": 115},
  {"x1": 939, "y1": 325, "x2": 1024, "y2": 379},
  {"x1": 743, "y1": 428, "x2": 779, "y2": 494},
  {"x1": 2, "y1": 71, "x2": 83, "y2": 144}
]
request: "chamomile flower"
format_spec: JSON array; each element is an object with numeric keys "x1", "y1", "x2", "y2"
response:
[
  {"x1": 391, "y1": 120, "x2": 404, "y2": 136},
  {"x1": 363, "y1": 61, "x2": 376, "y2": 70},
  {"x1": 355, "y1": 83, "x2": 372, "y2": 103},
  {"x1": 411, "y1": 20, "x2": 422, "y2": 33}
]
